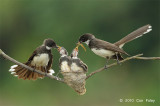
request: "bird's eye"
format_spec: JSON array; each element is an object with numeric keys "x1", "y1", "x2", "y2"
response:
[{"x1": 82, "y1": 37, "x2": 85, "y2": 41}]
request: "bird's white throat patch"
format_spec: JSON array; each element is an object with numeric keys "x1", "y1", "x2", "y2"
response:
[
  {"x1": 31, "y1": 53, "x2": 49, "y2": 66},
  {"x1": 84, "y1": 40, "x2": 90, "y2": 45},
  {"x1": 91, "y1": 48, "x2": 115, "y2": 58},
  {"x1": 46, "y1": 46, "x2": 51, "y2": 50}
]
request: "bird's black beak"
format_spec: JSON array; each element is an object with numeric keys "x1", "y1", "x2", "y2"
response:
[
  {"x1": 52, "y1": 45, "x2": 59, "y2": 49},
  {"x1": 76, "y1": 42, "x2": 86, "y2": 52}
]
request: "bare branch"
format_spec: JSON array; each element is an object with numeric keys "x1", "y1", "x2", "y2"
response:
[
  {"x1": 86, "y1": 54, "x2": 160, "y2": 80},
  {"x1": 0, "y1": 49, "x2": 64, "y2": 83},
  {"x1": 1, "y1": 49, "x2": 160, "y2": 82}
]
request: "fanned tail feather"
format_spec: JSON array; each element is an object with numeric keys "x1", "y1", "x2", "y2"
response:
[{"x1": 9, "y1": 63, "x2": 54, "y2": 80}]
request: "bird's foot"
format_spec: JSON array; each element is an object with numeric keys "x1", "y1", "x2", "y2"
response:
[
  {"x1": 44, "y1": 67, "x2": 48, "y2": 76},
  {"x1": 45, "y1": 72, "x2": 48, "y2": 76},
  {"x1": 56, "y1": 71, "x2": 60, "y2": 77},
  {"x1": 32, "y1": 67, "x2": 36, "y2": 72},
  {"x1": 104, "y1": 65, "x2": 108, "y2": 70},
  {"x1": 117, "y1": 60, "x2": 121, "y2": 65}
]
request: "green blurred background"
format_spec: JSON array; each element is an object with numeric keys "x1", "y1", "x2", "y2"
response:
[{"x1": 0, "y1": 0, "x2": 159, "y2": 106}]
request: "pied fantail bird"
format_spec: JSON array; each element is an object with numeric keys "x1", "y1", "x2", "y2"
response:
[
  {"x1": 58, "y1": 47, "x2": 71, "y2": 73},
  {"x1": 78, "y1": 24, "x2": 152, "y2": 67},
  {"x1": 9, "y1": 38, "x2": 58, "y2": 80},
  {"x1": 70, "y1": 47, "x2": 88, "y2": 73},
  {"x1": 70, "y1": 47, "x2": 88, "y2": 95}
]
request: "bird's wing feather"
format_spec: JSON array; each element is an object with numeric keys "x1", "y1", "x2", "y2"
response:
[
  {"x1": 26, "y1": 50, "x2": 37, "y2": 64},
  {"x1": 91, "y1": 39, "x2": 128, "y2": 55},
  {"x1": 79, "y1": 60, "x2": 88, "y2": 72},
  {"x1": 46, "y1": 54, "x2": 53, "y2": 70}
]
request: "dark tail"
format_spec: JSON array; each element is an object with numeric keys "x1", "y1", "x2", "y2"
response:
[
  {"x1": 9, "y1": 63, "x2": 54, "y2": 80},
  {"x1": 114, "y1": 24, "x2": 152, "y2": 48}
]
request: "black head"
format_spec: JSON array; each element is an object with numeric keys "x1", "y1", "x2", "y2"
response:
[
  {"x1": 79, "y1": 33, "x2": 95, "y2": 43},
  {"x1": 58, "y1": 47, "x2": 68, "y2": 56},
  {"x1": 43, "y1": 38, "x2": 58, "y2": 48}
]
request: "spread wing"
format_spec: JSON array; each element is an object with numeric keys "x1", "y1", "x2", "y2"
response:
[{"x1": 26, "y1": 50, "x2": 37, "y2": 64}]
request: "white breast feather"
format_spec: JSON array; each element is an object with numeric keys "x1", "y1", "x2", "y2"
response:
[
  {"x1": 91, "y1": 48, "x2": 115, "y2": 58},
  {"x1": 31, "y1": 54, "x2": 49, "y2": 66},
  {"x1": 61, "y1": 61, "x2": 70, "y2": 72},
  {"x1": 71, "y1": 63, "x2": 83, "y2": 72}
]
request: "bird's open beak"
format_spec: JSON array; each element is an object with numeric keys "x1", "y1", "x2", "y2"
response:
[
  {"x1": 57, "y1": 46, "x2": 61, "y2": 52},
  {"x1": 75, "y1": 46, "x2": 79, "y2": 52},
  {"x1": 55, "y1": 45, "x2": 59, "y2": 48},
  {"x1": 76, "y1": 42, "x2": 86, "y2": 52}
]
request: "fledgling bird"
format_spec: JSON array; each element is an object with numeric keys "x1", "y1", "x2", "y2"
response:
[
  {"x1": 58, "y1": 46, "x2": 87, "y2": 95},
  {"x1": 9, "y1": 38, "x2": 58, "y2": 80},
  {"x1": 70, "y1": 47, "x2": 88, "y2": 95},
  {"x1": 78, "y1": 24, "x2": 152, "y2": 68},
  {"x1": 58, "y1": 47, "x2": 71, "y2": 73},
  {"x1": 71, "y1": 47, "x2": 88, "y2": 73}
]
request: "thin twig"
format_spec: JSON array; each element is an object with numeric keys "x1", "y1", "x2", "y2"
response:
[
  {"x1": 85, "y1": 54, "x2": 160, "y2": 80},
  {"x1": 0, "y1": 49, "x2": 64, "y2": 83},
  {"x1": 134, "y1": 57, "x2": 160, "y2": 60}
]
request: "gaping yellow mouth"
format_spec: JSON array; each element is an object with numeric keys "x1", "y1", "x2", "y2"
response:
[
  {"x1": 76, "y1": 42, "x2": 86, "y2": 52},
  {"x1": 57, "y1": 46, "x2": 61, "y2": 52}
]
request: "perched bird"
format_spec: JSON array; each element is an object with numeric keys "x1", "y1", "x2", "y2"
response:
[
  {"x1": 9, "y1": 38, "x2": 58, "y2": 80},
  {"x1": 78, "y1": 24, "x2": 152, "y2": 68},
  {"x1": 58, "y1": 47, "x2": 71, "y2": 73}
]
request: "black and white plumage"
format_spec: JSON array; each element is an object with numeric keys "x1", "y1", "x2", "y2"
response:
[
  {"x1": 58, "y1": 47, "x2": 87, "y2": 95},
  {"x1": 78, "y1": 24, "x2": 152, "y2": 66},
  {"x1": 70, "y1": 47, "x2": 88, "y2": 73},
  {"x1": 58, "y1": 47, "x2": 71, "y2": 73},
  {"x1": 70, "y1": 47, "x2": 87, "y2": 95},
  {"x1": 9, "y1": 38, "x2": 57, "y2": 80}
]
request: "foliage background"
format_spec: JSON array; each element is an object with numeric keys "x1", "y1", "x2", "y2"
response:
[{"x1": 0, "y1": 0, "x2": 159, "y2": 106}]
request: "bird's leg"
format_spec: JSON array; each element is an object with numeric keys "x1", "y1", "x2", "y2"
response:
[
  {"x1": 56, "y1": 70, "x2": 60, "y2": 77},
  {"x1": 105, "y1": 57, "x2": 110, "y2": 69},
  {"x1": 115, "y1": 53, "x2": 121, "y2": 65},
  {"x1": 44, "y1": 67, "x2": 48, "y2": 76}
]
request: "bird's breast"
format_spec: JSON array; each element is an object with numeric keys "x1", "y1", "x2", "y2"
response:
[
  {"x1": 91, "y1": 48, "x2": 115, "y2": 58},
  {"x1": 71, "y1": 63, "x2": 83, "y2": 72},
  {"x1": 31, "y1": 53, "x2": 49, "y2": 67},
  {"x1": 60, "y1": 61, "x2": 70, "y2": 72}
]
